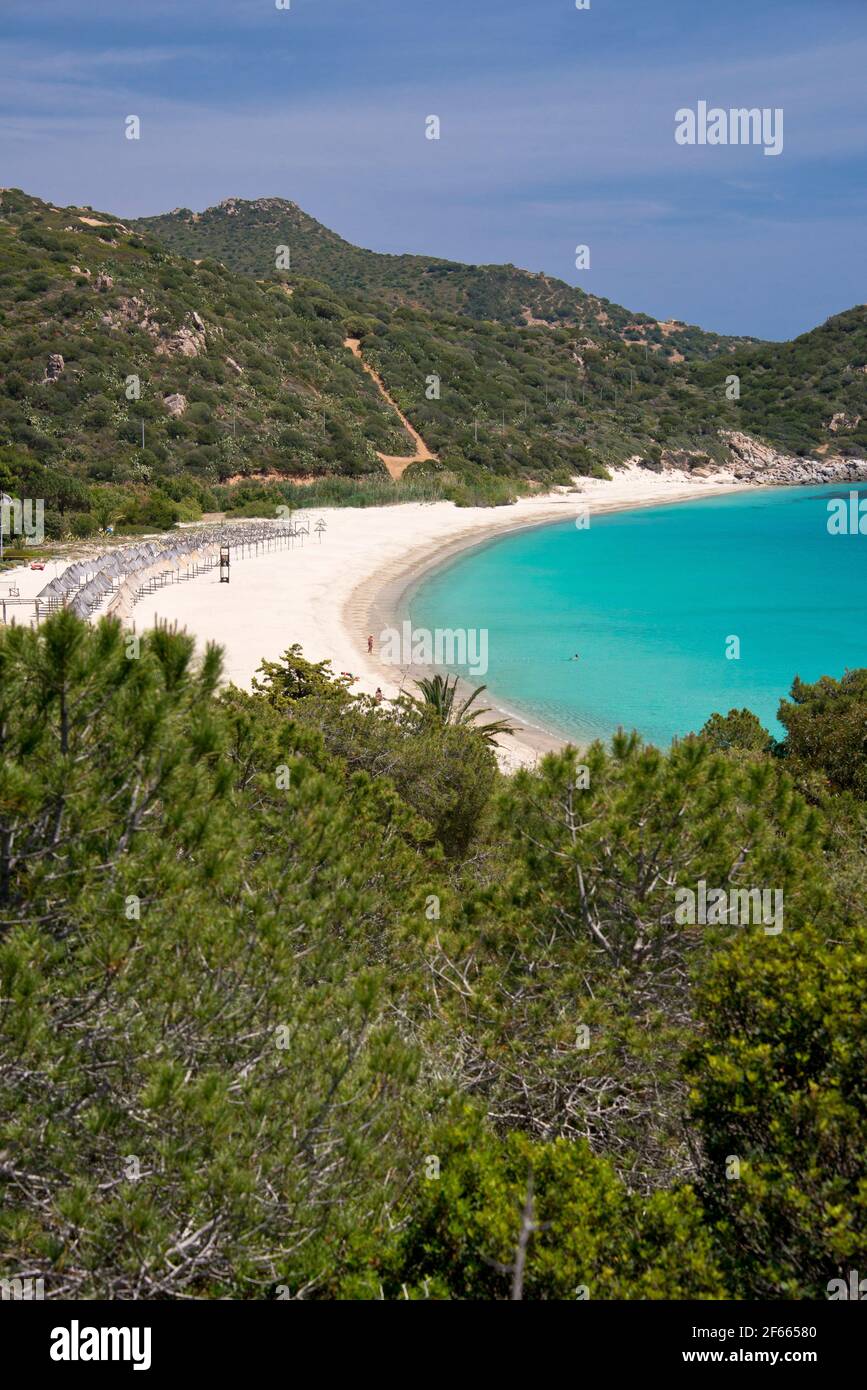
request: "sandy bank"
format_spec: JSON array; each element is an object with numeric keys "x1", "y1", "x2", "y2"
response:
[
  {"x1": 142, "y1": 467, "x2": 753, "y2": 769},
  {"x1": 3, "y1": 467, "x2": 755, "y2": 770}
]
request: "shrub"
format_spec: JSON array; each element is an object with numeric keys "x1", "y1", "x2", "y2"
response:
[
  {"x1": 686, "y1": 915, "x2": 867, "y2": 1298},
  {"x1": 370, "y1": 1119, "x2": 726, "y2": 1300}
]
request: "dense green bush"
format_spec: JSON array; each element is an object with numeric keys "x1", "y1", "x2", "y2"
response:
[
  {"x1": 686, "y1": 916, "x2": 867, "y2": 1298},
  {"x1": 370, "y1": 1120, "x2": 726, "y2": 1300},
  {"x1": 1, "y1": 616, "x2": 865, "y2": 1298},
  {"x1": 0, "y1": 614, "x2": 439, "y2": 1297},
  {"x1": 253, "y1": 645, "x2": 498, "y2": 857},
  {"x1": 425, "y1": 736, "x2": 827, "y2": 1189},
  {"x1": 699, "y1": 707, "x2": 775, "y2": 754},
  {"x1": 777, "y1": 670, "x2": 867, "y2": 798}
]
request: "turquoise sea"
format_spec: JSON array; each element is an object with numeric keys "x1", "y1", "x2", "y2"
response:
[{"x1": 409, "y1": 484, "x2": 867, "y2": 747}]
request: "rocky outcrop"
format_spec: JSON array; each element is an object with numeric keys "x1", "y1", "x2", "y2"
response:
[
  {"x1": 634, "y1": 430, "x2": 867, "y2": 486},
  {"x1": 721, "y1": 430, "x2": 867, "y2": 484},
  {"x1": 163, "y1": 394, "x2": 188, "y2": 418},
  {"x1": 225, "y1": 356, "x2": 244, "y2": 375},
  {"x1": 155, "y1": 312, "x2": 207, "y2": 359},
  {"x1": 155, "y1": 326, "x2": 202, "y2": 358},
  {"x1": 568, "y1": 338, "x2": 596, "y2": 371},
  {"x1": 719, "y1": 432, "x2": 784, "y2": 474},
  {"x1": 101, "y1": 295, "x2": 160, "y2": 336},
  {"x1": 828, "y1": 411, "x2": 861, "y2": 433},
  {"x1": 100, "y1": 301, "x2": 209, "y2": 359},
  {"x1": 94, "y1": 273, "x2": 114, "y2": 291},
  {"x1": 43, "y1": 353, "x2": 64, "y2": 382}
]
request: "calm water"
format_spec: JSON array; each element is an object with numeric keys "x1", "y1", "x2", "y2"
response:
[{"x1": 409, "y1": 485, "x2": 867, "y2": 747}]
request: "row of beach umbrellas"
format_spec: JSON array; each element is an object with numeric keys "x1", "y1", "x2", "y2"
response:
[{"x1": 36, "y1": 521, "x2": 302, "y2": 623}]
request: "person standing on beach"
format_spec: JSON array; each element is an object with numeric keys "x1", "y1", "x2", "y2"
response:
[
  {"x1": 374, "y1": 687, "x2": 383, "y2": 703},
  {"x1": 367, "y1": 634, "x2": 374, "y2": 654}
]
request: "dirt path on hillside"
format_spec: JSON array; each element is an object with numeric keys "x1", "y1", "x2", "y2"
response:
[{"x1": 344, "y1": 337, "x2": 436, "y2": 480}]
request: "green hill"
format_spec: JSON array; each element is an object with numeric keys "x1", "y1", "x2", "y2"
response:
[
  {"x1": 1, "y1": 188, "x2": 864, "y2": 542},
  {"x1": 0, "y1": 189, "x2": 441, "y2": 533},
  {"x1": 694, "y1": 306, "x2": 867, "y2": 457},
  {"x1": 133, "y1": 196, "x2": 753, "y2": 361},
  {"x1": 0, "y1": 188, "x2": 731, "y2": 536}
]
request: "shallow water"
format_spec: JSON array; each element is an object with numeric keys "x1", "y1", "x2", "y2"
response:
[{"x1": 410, "y1": 484, "x2": 867, "y2": 747}]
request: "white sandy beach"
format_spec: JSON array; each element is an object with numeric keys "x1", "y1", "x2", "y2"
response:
[{"x1": 3, "y1": 466, "x2": 753, "y2": 769}]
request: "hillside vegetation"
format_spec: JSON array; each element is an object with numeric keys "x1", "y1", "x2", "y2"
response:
[
  {"x1": 134, "y1": 196, "x2": 751, "y2": 360},
  {"x1": 1, "y1": 618, "x2": 864, "y2": 1298},
  {"x1": 1, "y1": 189, "x2": 865, "y2": 541},
  {"x1": 0, "y1": 190, "x2": 418, "y2": 533},
  {"x1": 695, "y1": 307, "x2": 867, "y2": 457}
]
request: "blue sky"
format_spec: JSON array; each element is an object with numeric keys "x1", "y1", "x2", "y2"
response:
[{"x1": 1, "y1": 0, "x2": 864, "y2": 339}]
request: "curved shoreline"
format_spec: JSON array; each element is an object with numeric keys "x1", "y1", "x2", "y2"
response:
[
  {"x1": 7, "y1": 469, "x2": 761, "y2": 774},
  {"x1": 343, "y1": 507, "x2": 577, "y2": 767},
  {"x1": 342, "y1": 472, "x2": 759, "y2": 769}
]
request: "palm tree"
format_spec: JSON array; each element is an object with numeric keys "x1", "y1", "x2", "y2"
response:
[{"x1": 414, "y1": 674, "x2": 515, "y2": 745}]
